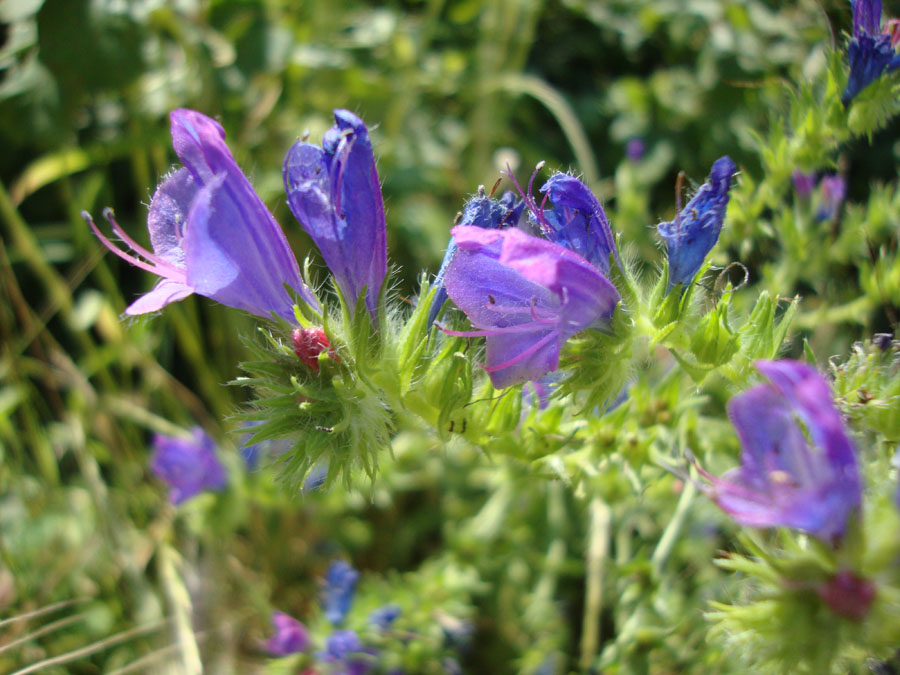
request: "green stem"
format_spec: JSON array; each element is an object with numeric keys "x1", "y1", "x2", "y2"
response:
[
  {"x1": 650, "y1": 480, "x2": 697, "y2": 579},
  {"x1": 580, "y1": 497, "x2": 611, "y2": 670}
]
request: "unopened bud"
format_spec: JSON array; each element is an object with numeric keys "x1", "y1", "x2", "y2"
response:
[
  {"x1": 292, "y1": 327, "x2": 332, "y2": 372},
  {"x1": 818, "y1": 570, "x2": 876, "y2": 621}
]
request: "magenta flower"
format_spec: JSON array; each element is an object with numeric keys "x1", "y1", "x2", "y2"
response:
[
  {"x1": 85, "y1": 109, "x2": 316, "y2": 321},
  {"x1": 657, "y1": 156, "x2": 737, "y2": 291},
  {"x1": 695, "y1": 360, "x2": 861, "y2": 542},
  {"x1": 284, "y1": 110, "x2": 387, "y2": 320},
  {"x1": 150, "y1": 427, "x2": 227, "y2": 505},
  {"x1": 792, "y1": 169, "x2": 816, "y2": 198},
  {"x1": 265, "y1": 611, "x2": 309, "y2": 656},
  {"x1": 442, "y1": 225, "x2": 620, "y2": 388}
]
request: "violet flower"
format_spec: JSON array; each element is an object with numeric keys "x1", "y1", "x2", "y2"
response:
[
  {"x1": 694, "y1": 360, "x2": 861, "y2": 542},
  {"x1": 657, "y1": 156, "x2": 737, "y2": 291},
  {"x1": 284, "y1": 110, "x2": 387, "y2": 320},
  {"x1": 842, "y1": 0, "x2": 900, "y2": 105},
  {"x1": 84, "y1": 109, "x2": 316, "y2": 321},
  {"x1": 815, "y1": 174, "x2": 847, "y2": 222},
  {"x1": 626, "y1": 137, "x2": 645, "y2": 162},
  {"x1": 792, "y1": 169, "x2": 816, "y2": 198},
  {"x1": 323, "y1": 560, "x2": 360, "y2": 625},
  {"x1": 442, "y1": 225, "x2": 620, "y2": 389},
  {"x1": 265, "y1": 611, "x2": 309, "y2": 656},
  {"x1": 150, "y1": 427, "x2": 227, "y2": 505},
  {"x1": 428, "y1": 188, "x2": 524, "y2": 327}
]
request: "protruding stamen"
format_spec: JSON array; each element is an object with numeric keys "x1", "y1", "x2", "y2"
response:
[
  {"x1": 477, "y1": 185, "x2": 486, "y2": 198},
  {"x1": 489, "y1": 177, "x2": 502, "y2": 197},
  {"x1": 103, "y1": 208, "x2": 183, "y2": 277}
]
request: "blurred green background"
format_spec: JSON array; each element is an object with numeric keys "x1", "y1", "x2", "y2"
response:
[{"x1": 2, "y1": 0, "x2": 898, "y2": 672}]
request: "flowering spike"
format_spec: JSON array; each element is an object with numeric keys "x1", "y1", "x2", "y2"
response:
[
  {"x1": 442, "y1": 226, "x2": 619, "y2": 388},
  {"x1": 842, "y1": 0, "x2": 900, "y2": 105},
  {"x1": 150, "y1": 427, "x2": 227, "y2": 505},
  {"x1": 284, "y1": 110, "x2": 387, "y2": 321},
  {"x1": 657, "y1": 156, "x2": 737, "y2": 291},
  {"x1": 265, "y1": 611, "x2": 309, "y2": 656},
  {"x1": 694, "y1": 360, "x2": 862, "y2": 542},
  {"x1": 87, "y1": 110, "x2": 317, "y2": 321}
]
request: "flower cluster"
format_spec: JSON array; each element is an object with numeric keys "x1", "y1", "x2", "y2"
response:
[{"x1": 150, "y1": 427, "x2": 227, "y2": 505}]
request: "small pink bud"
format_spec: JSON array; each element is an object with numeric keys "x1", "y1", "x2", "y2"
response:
[
  {"x1": 886, "y1": 18, "x2": 900, "y2": 48},
  {"x1": 818, "y1": 570, "x2": 876, "y2": 621},
  {"x1": 292, "y1": 327, "x2": 332, "y2": 372}
]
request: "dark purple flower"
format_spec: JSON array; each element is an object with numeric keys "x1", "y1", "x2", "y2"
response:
[
  {"x1": 792, "y1": 170, "x2": 816, "y2": 198},
  {"x1": 657, "y1": 156, "x2": 737, "y2": 291},
  {"x1": 428, "y1": 188, "x2": 524, "y2": 327},
  {"x1": 323, "y1": 560, "x2": 359, "y2": 625},
  {"x1": 368, "y1": 604, "x2": 401, "y2": 630},
  {"x1": 84, "y1": 109, "x2": 316, "y2": 321},
  {"x1": 150, "y1": 427, "x2": 227, "y2": 505},
  {"x1": 695, "y1": 360, "x2": 861, "y2": 542},
  {"x1": 319, "y1": 630, "x2": 375, "y2": 675},
  {"x1": 815, "y1": 174, "x2": 846, "y2": 221},
  {"x1": 284, "y1": 110, "x2": 387, "y2": 320},
  {"x1": 265, "y1": 611, "x2": 309, "y2": 656},
  {"x1": 442, "y1": 226, "x2": 620, "y2": 389},
  {"x1": 842, "y1": 0, "x2": 900, "y2": 105},
  {"x1": 626, "y1": 137, "x2": 645, "y2": 162}
]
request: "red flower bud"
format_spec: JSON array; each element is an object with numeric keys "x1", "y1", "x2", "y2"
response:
[
  {"x1": 292, "y1": 327, "x2": 332, "y2": 372},
  {"x1": 818, "y1": 570, "x2": 876, "y2": 621}
]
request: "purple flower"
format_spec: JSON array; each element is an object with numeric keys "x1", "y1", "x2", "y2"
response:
[
  {"x1": 265, "y1": 611, "x2": 309, "y2": 656},
  {"x1": 323, "y1": 560, "x2": 360, "y2": 625},
  {"x1": 284, "y1": 110, "x2": 387, "y2": 320},
  {"x1": 791, "y1": 170, "x2": 816, "y2": 198},
  {"x1": 368, "y1": 604, "x2": 401, "y2": 630},
  {"x1": 150, "y1": 427, "x2": 227, "y2": 505},
  {"x1": 320, "y1": 630, "x2": 374, "y2": 675},
  {"x1": 626, "y1": 137, "x2": 645, "y2": 162},
  {"x1": 84, "y1": 109, "x2": 316, "y2": 321},
  {"x1": 657, "y1": 156, "x2": 737, "y2": 291},
  {"x1": 442, "y1": 226, "x2": 620, "y2": 389},
  {"x1": 842, "y1": 0, "x2": 900, "y2": 105},
  {"x1": 695, "y1": 360, "x2": 861, "y2": 542},
  {"x1": 815, "y1": 174, "x2": 846, "y2": 222},
  {"x1": 428, "y1": 188, "x2": 524, "y2": 327}
]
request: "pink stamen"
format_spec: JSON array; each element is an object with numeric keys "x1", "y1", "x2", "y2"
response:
[
  {"x1": 483, "y1": 329, "x2": 558, "y2": 373},
  {"x1": 103, "y1": 209, "x2": 184, "y2": 278},
  {"x1": 82, "y1": 210, "x2": 187, "y2": 283}
]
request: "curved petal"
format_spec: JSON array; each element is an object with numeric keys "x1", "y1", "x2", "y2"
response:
[
  {"x1": 125, "y1": 278, "x2": 194, "y2": 315},
  {"x1": 147, "y1": 168, "x2": 196, "y2": 266}
]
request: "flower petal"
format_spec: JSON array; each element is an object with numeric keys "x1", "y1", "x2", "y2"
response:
[{"x1": 125, "y1": 278, "x2": 194, "y2": 315}]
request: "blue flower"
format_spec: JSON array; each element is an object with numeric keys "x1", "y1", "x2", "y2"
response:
[
  {"x1": 504, "y1": 168, "x2": 620, "y2": 276},
  {"x1": 442, "y1": 226, "x2": 619, "y2": 388},
  {"x1": 428, "y1": 187, "x2": 524, "y2": 327},
  {"x1": 368, "y1": 604, "x2": 401, "y2": 630},
  {"x1": 150, "y1": 427, "x2": 227, "y2": 505},
  {"x1": 657, "y1": 156, "x2": 737, "y2": 291},
  {"x1": 694, "y1": 360, "x2": 862, "y2": 543},
  {"x1": 284, "y1": 110, "x2": 387, "y2": 320},
  {"x1": 319, "y1": 630, "x2": 375, "y2": 675},
  {"x1": 323, "y1": 560, "x2": 360, "y2": 625},
  {"x1": 842, "y1": 0, "x2": 900, "y2": 105},
  {"x1": 265, "y1": 611, "x2": 309, "y2": 656},
  {"x1": 84, "y1": 109, "x2": 317, "y2": 321}
]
